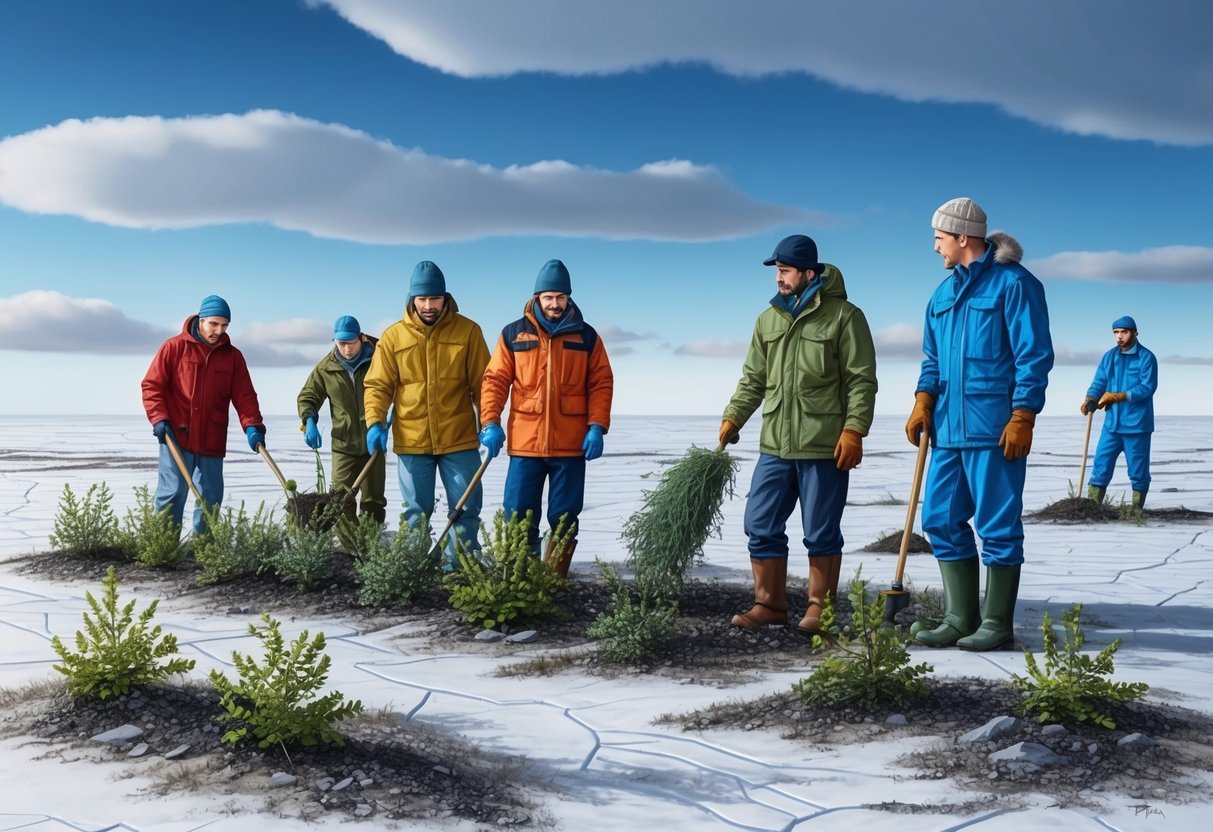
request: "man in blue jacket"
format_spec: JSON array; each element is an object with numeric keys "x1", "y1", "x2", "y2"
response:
[
  {"x1": 1081, "y1": 316, "x2": 1157, "y2": 509},
  {"x1": 905, "y1": 198, "x2": 1054, "y2": 651}
]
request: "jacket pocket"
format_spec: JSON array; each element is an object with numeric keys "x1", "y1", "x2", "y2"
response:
[
  {"x1": 797, "y1": 388, "x2": 842, "y2": 448},
  {"x1": 436, "y1": 338, "x2": 467, "y2": 380},
  {"x1": 512, "y1": 392, "x2": 543, "y2": 414},
  {"x1": 964, "y1": 296, "x2": 1005, "y2": 359},
  {"x1": 560, "y1": 394, "x2": 587, "y2": 416},
  {"x1": 796, "y1": 328, "x2": 836, "y2": 381},
  {"x1": 962, "y1": 380, "x2": 1010, "y2": 443}
]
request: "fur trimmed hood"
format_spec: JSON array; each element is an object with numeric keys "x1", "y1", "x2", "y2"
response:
[{"x1": 988, "y1": 231, "x2": 1023, "y2": 264}]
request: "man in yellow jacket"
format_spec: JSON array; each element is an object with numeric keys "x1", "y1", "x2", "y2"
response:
[{"x1": 364, "y1": 261, "x2": 492, "y2": 566}]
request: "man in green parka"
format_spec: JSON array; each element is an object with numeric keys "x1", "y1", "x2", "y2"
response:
[
  {"x1": 297, "y1": 315, "x2": 386, "y2": 524},
  {"x1": 721, "y1": 234, "x2": 877, "y2": 634}
]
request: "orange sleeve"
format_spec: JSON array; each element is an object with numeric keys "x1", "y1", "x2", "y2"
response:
[
  {"x1": 586, "y1": 338, "x2": 613, "y2": 432},
  {"x1": 480, "y1": 333, "x2": 513, "y2": 425}
]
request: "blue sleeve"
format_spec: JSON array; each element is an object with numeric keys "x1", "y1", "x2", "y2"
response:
[
  {"x1": 915, "y1": 300, "x2": 940, "y2": 397},
  {"x1": 1086, "y1": 350, "x2": 1111, "y2": 400},
  {"x1": 1005, "y1": 273, "x2": 1054, "y2": 413},
  {"x1": 1127, "y1": 349, "x2": 1158, "y2": 401}
]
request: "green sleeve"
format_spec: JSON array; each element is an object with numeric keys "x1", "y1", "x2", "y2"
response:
[
  {"x1": 838, "y1": 306, "x2": 878, "y2": 434},
  {"x1": 722, "y1": 321, "x2": 767, "y2": 427},
  {"x1": 296, "y1": 363, "x2": 328, "y2": 423}
]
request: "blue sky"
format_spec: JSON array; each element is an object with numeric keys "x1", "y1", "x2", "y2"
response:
[{"x1": 1, "y1": 0, "x2": 1210, "y2": 421}]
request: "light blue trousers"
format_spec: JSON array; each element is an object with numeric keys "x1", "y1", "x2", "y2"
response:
[
  {"x1": 154, "y1": 444, "x2": 224, "y2": 536},
  {"x1": 922, "y1": 446, "x2": 1026, "y2": 568},
  {"x1": 398, "y1": 449, "x2": 482, "y2": 565}
]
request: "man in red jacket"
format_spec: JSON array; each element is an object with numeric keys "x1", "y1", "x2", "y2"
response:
[{"x1": 141, "y1": 295, "x2": 266, "y2": 535}]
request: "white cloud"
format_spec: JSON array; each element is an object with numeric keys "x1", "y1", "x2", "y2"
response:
[
  {"x1": 674, "y1": 339, "x2": 747, "y2": 358},
  {"x1": 243, "y1": 318, "x2": 331, "y2": 345},
  {"x1": 310, "y1": 0, "x2": 1213, "y2": 145},
  {"x1": 0, "y1": 290, "x2": 170, "y2": 354},
  {"x1": 1030, "y1": 246, "x2": 1213, "y2": 284},
  {"x1": 596, "y1": 324, "x2": 656, "y2": 343},
  {"x1": 0, "y1": 110, "x2": 811, "y2": 243},
  {"x1": 873, "y1": 323, "x2": 923, "y2": 360}
]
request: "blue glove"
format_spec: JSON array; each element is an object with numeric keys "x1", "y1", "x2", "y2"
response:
[
  {"x1": 582, "y1": 424, "x2": 604, "y2": 461},
  {"x1": 479, "y1": 423, "x2": 505, "y2": 459},
  {"x1": 152, "y1": 420, "x2": 173, "y2": 445},
  {"x1": 246, "y1": 425, "x2": 265, "y2": 452},
  {"x1": 367, "y1": 422, "x2": 389, "y2": 454},
  {"x1": 303, "y1": 416, "x2": 322, "y2": 449}
]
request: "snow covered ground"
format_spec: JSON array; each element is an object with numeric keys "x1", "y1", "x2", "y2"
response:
[{"x1": 1, "y1": 413, "x2": 1211, "y2": 830}]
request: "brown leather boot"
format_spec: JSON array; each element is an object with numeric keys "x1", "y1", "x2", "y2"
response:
[
  {"x1": 797, "y1": 554, "x2": 842, "y2": 635},
  {"x1": 545, "y1": 538, "x2": 578, "y2": 579},
  {"x1": 731, "y1": 558, "x2": 788, "y2": 630}
]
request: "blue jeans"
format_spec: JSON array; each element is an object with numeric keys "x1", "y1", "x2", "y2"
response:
[
  {"x1": 154, "y1": 445, "x2": 224, "y2": 536},
  {"x1": 922, "y1": 446, "x2": 1026, "y2": 568},
  {"x1": 743, "y1": 453, "x2": 848, "y2": 559},
  {"x1": 502, "y1": 456, "x2": 586, "y2": 552},
  {"x1": 1089, "y1": 430, "x2": 1152, "y2": 494},
  {"x1": 398, "y1": 449, "x2": 483, "y2": 565}
]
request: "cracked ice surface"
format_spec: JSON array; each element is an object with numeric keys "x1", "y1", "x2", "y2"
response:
[{"x1": 1, "y1": 414, "x2": 1212, "y2": 830}]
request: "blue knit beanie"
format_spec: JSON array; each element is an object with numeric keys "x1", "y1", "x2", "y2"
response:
[
  {"x1": 409, "y1": 261, "x2": 446, "y2": 298},
  {"x1": 534, "y1": 259, "x2": 572, "y2": 295},
  {"x1": 198, "y1": 294, "x2": 231, "y2": 321},
  {"x1": 333, "y1": 315, "x2": 361, "y2": 341},
  {"x1": 1112, "y1": 315, "x2": 1137, "y2": 332}
]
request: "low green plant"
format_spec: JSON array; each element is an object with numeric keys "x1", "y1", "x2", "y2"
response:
[
  {"x1": 1116, "y1": 497, "x2": 1147, "y2": 525},
  {"x1": 354, "y1": 515, "x2": 442, "y2": 607},
  {"x1": 336, "y1": 512, "x2": 384, "y2": 558},
  {"x1": 116, "y1": 485, "x2": 187, "y2": 568},
  {"x1": 792, "y1": 569, "x2": 932, "y2": 708},
  {"x1": 444, "y1": 510, "x2": 569, "y2": 629},
  {"x1": 49, "y1": 482, "x2": 120, "y2": 555},
  {"x1": 194, "y1": 502, "x2": 286, "y2": 585},
  {"x1": 622, "y1": 446, "x2": 738, "y2": 604},
  {"x1": 1012, "y1": 603, "x2": 1148, "y2": 729},
  {"x1": 274, "y1": 515, "x2": 335, "y2": 592},
  {"x1": 210, "y1": 612, "x2": 363, "y2": 750},
  {"x1": 50, "y1": 566, "x2": 196, "y2": 699},
  {"x1": 586, "y1": 561, "x2": 677, "y2": 662}
]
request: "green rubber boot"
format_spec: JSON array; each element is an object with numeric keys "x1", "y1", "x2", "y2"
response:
[
  {"x1": 1132, "y1": 490, "x2": 1147, "y2": 509},
  {"x1": 958, "y1": 565, "x2": 1021, "y2": 651},
  {"x1": 913, "y1": 558, "x2": 981, "y2": 647},
  {"x1": 1087, "y1": 484, "x2": 1106, "y2": 503}
]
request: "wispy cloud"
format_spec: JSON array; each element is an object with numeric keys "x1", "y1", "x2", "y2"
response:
[
  {"x1": 597, "y1": 324, "x2": 657, "y2": 343},
  {"x1": 674, "y1": 339, "x2": 747, "y2": 358},
  {"x1": 1030, "y1": 246, "x2": 1213, "y2": 283},
  {"x1": 311, "y1": 0, "x2": 1212, "y2": 145},
  {"x1": 243, "y1": 318, "x2": 331, "y2": 345},
  {"x1": 1162, "y1": 354, "x2": 1213, "y2": 366},
  {"x1": 1052, "y1": 346, "x2": 1106, "y2": 367},
  {"x1": 873, "y1": 323, "x2": 923, "y2": 360},
  {"x1": 0, "y1": 110, "x2": 812, "y2": 243},
  {"x1": 0, "y1": 290, "x2": 318, "y2": 367}
]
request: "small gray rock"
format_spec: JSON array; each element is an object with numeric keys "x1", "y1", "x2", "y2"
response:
[
  {"x1": 960, "y1": 715, "x2": 1023, "y2": 744},
  {"x1": 354, "y1": 804, "x2": 373, "y2": 817},
  {"x1": 504, "y1": 629, "x2": 539, "y2": 644},
  {"x1": 268, "y1": 772, "x2": 298, "y2": 788},
  {"x1": 163, "y1": 744, "x2": 190, "y2": 760},
  {"x1": 315, "y1": 777, "x2": 335, "y2": 791},
  {"x1": 885, "y1": 714, "x2": 909, "y2": 726},
  {"x1": 127, "y1": 742, "x2": 149, "y2": 758},
  {"x1": 475, "y1": 629, "x2": 506, "y2": 642},
  {"x1": 1041, "y1": 724, "x2": 1067, "y2": 737},
  {"x1": 1118, "y1": 733, "x2": 1157, "y2": 751},
  {"x1": 331, "y1": 776, "x2": 354, "y2": 791},
  {"x1": 92, "y1": 725, "x2": 144, "y2": 745},
  {"x1": 989, "y1": 742, "x2": 1067, "y2": 766},
  {"x1": 433, "y1": 765, "x2": 452, "y2": 776}
]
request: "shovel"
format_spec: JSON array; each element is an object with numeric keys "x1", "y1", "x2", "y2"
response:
[
  {"x1": 163, "y1": 432, "x2": 206, "y2": 507},
  {"x1": 427, "y1": 453, "x2": 492, "y2": 560},
  {"x1": 881, "y1": 430, "x2": 930, "y2": 625},
  {"x1": 256, "y1": 443, "x2": 297, "y2": 497},
  {"x1": 1077, "y1": 409, "x2": 1094, "y2": 496}
]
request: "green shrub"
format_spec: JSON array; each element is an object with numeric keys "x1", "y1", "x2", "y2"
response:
[
  {"x1": 194, "y1": 502, "x2": 286, "y2": 585},
  {"x1": 444, "y1": 510, "x2": 568, "y2": 629},
  {"x1": 210, "y1": 612, "x2": 362, "y2": 749},
  {"x1": 1012, "y1": 603, "x2": 1148, "y2": 729},
  {"x1": 586, "y1": 562, "x2": 677, "y2": 662},
  {"x1": 51, "y1": 566, "x2": 196, "y2": 699},
  {"x1": 273, "y1": 516, "x2": 335, "y2": 592},
  {"x1": 622, "y1": 447, "x2": 738, "y2": 604},
  {"x1": 49, "y1": 482, "x2": 120, "y2": 555},
  {"x1": 116, "y1": 485, "x2": 187, "y2": 568},
  {"x1": 792, "y1": 569, "x2": 932, "y2": 709},
  {"x1": 335, "y1": 511, "x2": 381, "y2": 556},
  {"x1": 354, "y1": 515, "x2": 442, "y2": 607}
]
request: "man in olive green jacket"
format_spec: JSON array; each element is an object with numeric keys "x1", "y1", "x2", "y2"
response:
[
  {"x1": 364, "y1": 261, "x2": 492, "y2": 566},
  {"x1": 721, "y1": 234, "x2": 877, "y2": 634},
  {"x1": 297, "y1": 315, "x2": 386, "y2": 523}
]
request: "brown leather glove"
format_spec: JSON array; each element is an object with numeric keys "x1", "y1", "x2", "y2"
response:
[
  {"x1": 904, "y1": 391, "x2": 935, "y2": 446},
  {"x1": 719, "y1": 419, "x2": 740, "y2": 446},
  {"x1": 1098, "y1": 391, "x2": 1127, "y2": 409},
  {"x1": 1080, "y1": 397, "x2": 1099, "y2": 415},
  {"x1": 998, "y1": 409, "x2": 1036, "y2": 460},
  {"x1": 834, "y1": 428, "x2": 864, "y2": 471}
]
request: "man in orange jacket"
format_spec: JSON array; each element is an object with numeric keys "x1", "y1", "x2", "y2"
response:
[{"x1": 479, "y1": 259, "x2": 614, "y2": 576}]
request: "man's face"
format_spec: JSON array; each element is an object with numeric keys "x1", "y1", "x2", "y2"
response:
[
  {"x1": 414, "y1": 295, "x2": 445, "y2": 324},
  {"x1": 934, "y1": 231, "x2": 966, "y2": 269},
  {"x1": 335, "y1": 338, "x2": 361, "y2": 359},
  {"x1": 774, "y1": 263, "x2": 811, "y2": 297},
  {"x1": 537, "y1": 291, "x2": 569, "y2": 321},
  {"x1": 1113, "y1": 327, "x2": 1136, "y2": 349},
  {"x1": 198, "y1": 316, "x2": 229, "y2": 345}
]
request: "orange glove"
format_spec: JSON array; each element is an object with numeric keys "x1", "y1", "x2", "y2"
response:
[
  {"x1": 719, "y1": 419, "x2": 740, "y2": 446},
  {"x1": 1098, "y1": 391, "x2": 1127, "y2": 409},
  {"x1": 1080, "y1": 397, "x2": 1098, "y2": 415},
  {"x1": 904, "y1": 391, "x2": 935, "y2": 446},
  {"x1": 998, "y1": 409, "x2": 1036, "y2": 460},
  {"x1": 834, "y1": 428, "x2": 864, "y2": 471}
]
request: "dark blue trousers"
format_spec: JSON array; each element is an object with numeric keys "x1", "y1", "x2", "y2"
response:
[
  {"x1": 503, "y1": 456, "x2": 586, "y2": 551},
  {"x1": 743, "y1": 453, "x2": 848, "y2": 558}
]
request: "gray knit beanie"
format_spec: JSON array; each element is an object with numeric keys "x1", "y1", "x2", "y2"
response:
[{"x1": 932, "y1": 197, "x2": 987, "y2": 238}]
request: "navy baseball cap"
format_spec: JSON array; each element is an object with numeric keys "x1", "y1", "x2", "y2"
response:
[{"x1": 763, "y1": 235, "x2": 822, "y2": 273}]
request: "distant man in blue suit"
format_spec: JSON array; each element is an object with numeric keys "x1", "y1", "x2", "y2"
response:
[{"x1": 1081, "y1": 316, "x2": 1158, "y2": 509}]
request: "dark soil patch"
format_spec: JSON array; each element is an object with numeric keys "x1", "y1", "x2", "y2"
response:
[
  {"x1": 285, "y1": 491, "x2": 350, "y2": 531},
  {"x1": 5, "y1": 682, "x2": 538, "y2": 825},
  {"x1": 1029, "y1": 497, "x2": 1213, "y2": 524},
  {"x1": 662, "y1": 675, "x2": 1213, "y2": 812},
  {"x1": 861, "y1": 530, "x2": 933, "y2": 554}
]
